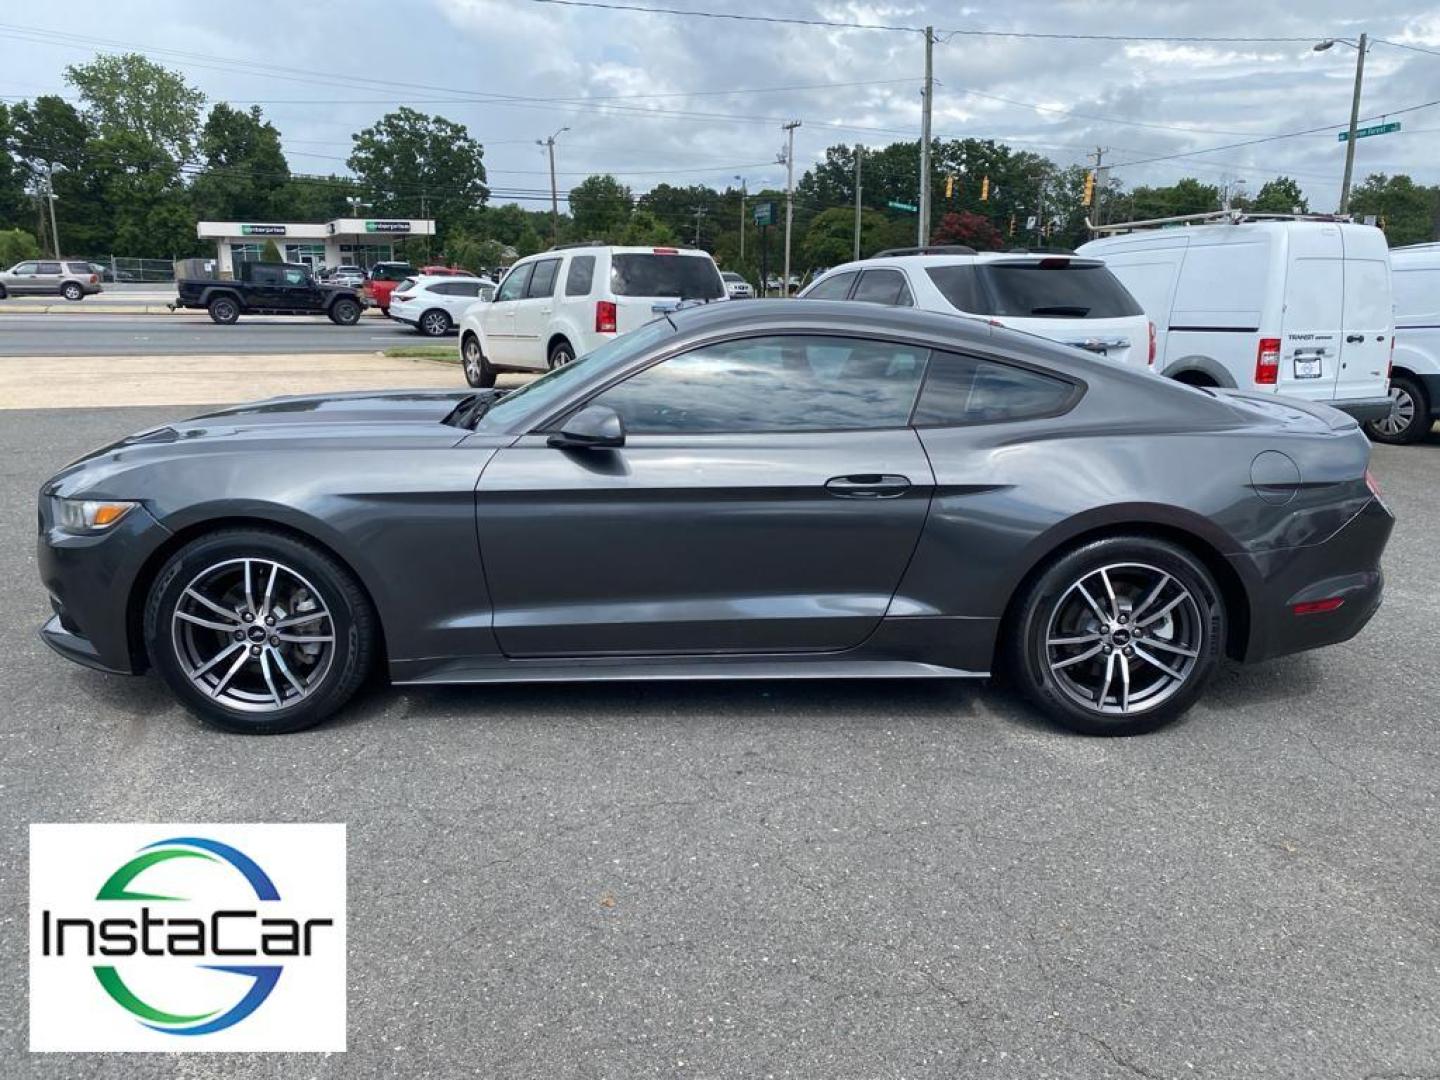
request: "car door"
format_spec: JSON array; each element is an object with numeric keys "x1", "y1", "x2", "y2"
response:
[
  {"x1": 35, "y1": 261, "x2": 64, "y2": 295},
  {"x1": 281, "y1": 265, "x2": 324, "y2": 312},
  {"x1": 475, "y1": 333, "x2": 936, "y2": 657},
  {"x1": 483, "y1": 262, "x2": 532, "y2": 366},
  {"x1": 5, "y1": 261, "x2": 41, "y2": 294},
  {"x1": 1335, "y1": 230, "x2": 1393, "y2": 406},
  {"x1": 511, "y1": 257, "x2": 561, "y2": 366}
]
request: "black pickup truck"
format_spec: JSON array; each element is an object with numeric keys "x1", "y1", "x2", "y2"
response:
[{"x1": 174, "y1": 262, "x2": 366, "y2": 325}]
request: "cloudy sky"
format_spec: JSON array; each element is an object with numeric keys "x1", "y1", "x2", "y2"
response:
[{"x1": 2, "y1": 1, "x2": 1438, "y2": 214}]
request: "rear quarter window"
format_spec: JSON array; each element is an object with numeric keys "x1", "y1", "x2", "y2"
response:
[
  {"x1": 565, "y1": 255, "x2": 596, "y2": 296},
  {"x1": 913, "y1": 351, "x2": 1079, "y2": 426}
]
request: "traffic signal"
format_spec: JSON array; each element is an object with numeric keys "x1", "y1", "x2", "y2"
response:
[
  {"x1": 980, "y1": 175, "x2": 990, "y2": 201},
  {"x1": 945, "y1": 173, "x2": 954, "y2": 199},
  {"x1": 1082, "y1": 170, "x2": 1096, "y2": 207}
]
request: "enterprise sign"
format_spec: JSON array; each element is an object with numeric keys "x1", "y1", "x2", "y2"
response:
[
  {"x1": 365, "y1": 220, "x2": 412, "y2": 233},
  {"x1": 240, "y1": 224, "x2": 287, "y2": 236}
]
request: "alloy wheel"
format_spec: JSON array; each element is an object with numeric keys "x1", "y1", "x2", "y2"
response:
[
  {"x1": 170, "y1": 557, "x2": 336, "y2": 713},
  {"x1": 1044, "y1": 562, "x2": 1204, "y2": 715},
  {"x1": 463, "y1": 339, "x2": 482, "y2": 381},
  {"x1": 1373, "y1": 385, "x2": 1416, "y2": 438},
  {"x1": 422, "y1": 311, "x2": 449, "y2": 336}
]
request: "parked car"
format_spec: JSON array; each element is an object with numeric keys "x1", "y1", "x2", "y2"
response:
[
  {"x1": 173, "y1": 261, "x2": 364, "y2": 325},
  {"x1": 800, "y1": 246, "x2": 1154, "y2": 372},
  {"x1": 363, "y1": 261, "x2": 416, "y2": 315},
  {"x1": 36, "y1": 300, "x2": 1391, "y2": 736},
  {"x1": 721, "y1": 270, "x2": 756, "y2": 299},
  {"x1": 1078, "y1": 216, "x2": 1392, "y2": 422},
  {"x1": 389, "y1": 274, "x2": 496, "y2": 336},
  {"x1": 457, "y1": 243, "x2": 727, "y2": 387},
  {"x1": 1369, "y1": 242, "x2": 1440, "y2": 443},
  {"x1": 325, "y1": 264, "x2": 366, "y2": 288},
  {"x1": 0, "y1": 259, "x2": 103, "y2": 301}
]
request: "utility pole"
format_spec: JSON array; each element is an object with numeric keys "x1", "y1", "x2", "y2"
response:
[
  {"x1": 1087, "y1": 147, "x2": 1107, "y2": 233},
  {"x1": 537, "y1": 126, "x2": 570, "y2": 245},
  {"x1": 734, "y1": 176, "x2": 747, "y2": 262},
  {"x1": 45, "y1": 165, "x2": 61, "y2": 258},
  {"x1": 781, "y1": 119, "x2": 800, "y2": 296},
  {"x1": 691, "y1": 206, "x2": 707, "y2": 247},
  {"x1": 918, "y1": 26, "x2": 934, "y2": 247},
  {"x1": 1340, "y1": 33, "x2": 1367, "y2": 216},
  {"x1": 853, "y1": 145, "x2": 864, "y2": 260}
]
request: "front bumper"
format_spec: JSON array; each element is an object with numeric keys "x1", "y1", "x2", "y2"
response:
[
  {"x1": 1235, "y1": 494, "x2": 1394, "y2": 664},
  {"x1": 1331, "y1": 396, "x2": 1393, "y2": 423}
]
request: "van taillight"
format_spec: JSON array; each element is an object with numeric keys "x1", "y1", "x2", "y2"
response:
[
  {"x1": 1148, "y1": 321, "x2": 1156, "y2": 367},
  {"x1": 596, "y1": 300, "x2": 617, "y2": 333},
  {"x1": 1255, "y1": 338, "x2": 1280, "y2": 385}
]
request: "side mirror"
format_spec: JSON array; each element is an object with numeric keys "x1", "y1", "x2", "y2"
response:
[{"x1": 548, "y1": 405, "x2": 625, "y2": 449}]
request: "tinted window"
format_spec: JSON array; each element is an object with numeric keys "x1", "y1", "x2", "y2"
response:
[
  {"x1": 565, "y1": 255, "x2": 596, "y2": 296},
  {"x1": 852, "y1": 269, "x2": 913, "y2": 307},
  {"x1": 249, "y1": 265, "x2": 283, "y2": 285},
  {"x1": 610, "y1": 253, "x2": 724, "y2": 299},
  {"x1": 977, "y1": 261, "x2": 1142, "y2": 319},
  {"x1": 527, "y1": 258, "x2": 560, "y2": 298},
  {"x1": 12, "y1": 262, "x2": 38, "y2": 274},
  {"x1": 66, "y1": 262, "x2": 92, "y2": 274},
  {"x1": 590, "y1": 335, "x2": 929, "y2": 434},
  {"x1": 925, "y1": 265, "x2": 983, "y2": 313},
  {"x1": 805, "y1": 271, "x2": 857, "y2": 300},
  {"x1": 38, "y1": 262, "x2": 62, "y2": 275},
  {"x1": 495, "y1": 263, "x2": 532, "y2": 302},
  {"x1": 370, "y1": 264, "x2": 414, "y2": 282},
  {"x1": 452, "y1": 282, "x2": 483, "y2": 298},
  {"x1": 913, "y1": 351, "x2": 1077, "y2": 426}
]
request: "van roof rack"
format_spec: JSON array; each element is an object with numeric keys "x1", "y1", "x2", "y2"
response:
[
  {"x1": 871, "y1": 245, "x2": 978, "y2": 258},
  {"x1": 1087, "y1": 210, "x2": 1354, "y2": 235}
]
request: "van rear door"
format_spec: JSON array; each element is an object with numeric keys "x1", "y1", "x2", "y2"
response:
[
  {"x1": 1278, "y1": 225, "x2": 1344, "y2": 404},
  {"x1": 1336, "y1": 228, "x2": 1393, "y2": 406}
]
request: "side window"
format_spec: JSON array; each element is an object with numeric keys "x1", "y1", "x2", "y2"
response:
[
  {"x1": 913, "y1": 351, "x2": 1077, "y2": 426},
  {"x1": 527, "y1": 258, "x2": 560, "y2": 298},
  {"x1": 852, "y1": 268, "x2": 911, "y2": 306},
  {"x1": 453, "y1": 282, "x2": 482, "y2": 298},
  {"x1": 66, "y1": 262, "x2": 92, "y2": 275},
  {"x1": 250, "y1": 265, "x2": 282, "y2": 285},
  {"x1": 38, "y1": 262, "x2": 62, "y2": 275},
  {"x1": 924, "y1": 265, "x2": 982, "y2": 313},
  {"x1": 283, "y1": 267, "x2": 308, "y2": 286},
  {"x1": 495, "y1": 263, "x2": 533, "y2": 302},
  {"x1": 805, "y1": 271, "x2": 857, "y2": 300},
  {"x1": 587, "y1": 335, "x2": 929, "y2": 434},
  {"x1": 13, "y1": 262, "x2": 38, "y2": 275},
  {"x1": 565, "y1": 255, "x2": 596, "y2": 296}
]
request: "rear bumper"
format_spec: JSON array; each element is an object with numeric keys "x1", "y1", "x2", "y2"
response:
[
  {"x1": 1235, "y1": 495, "x2": 1394, "y2": 664},
  {"x1": 389, "y1": 309, "x2": 418, "y2": 326},
  {"x1": 1331, "y1": 395, "x2": 1392, "y2": 423}
]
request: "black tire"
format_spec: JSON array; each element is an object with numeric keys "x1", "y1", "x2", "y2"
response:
[
  {"x1": 548, "y1": 339, "x2": 575, "y2": 369},
  {"x1": 143, "y1": 528, "x2": 376, "y2": 734},
  {"x1": 1364, "y1": 374, "x2": 1430, "y2": 445},
  {"x1": 62, "y1": 281, "x2": 84, "y2": 301},
  {"x1": 418, "y1": 309, "x2": 451, "y2": 337},
  {"x1": 0, "y1": 283, "x2": 8, "y2": 299},
  {"x1": 329, "y1": 298, "x2": 362, "y2": 326},
  {"x1": 461, "y1": 332, "x2": 495, "y2": 388},
  {"x1": 208, "y1": 296, "x2": 240, "y2": 325},
  {"x1": 1007, "y1": 535, "x2": 1225, "y2": 736}
]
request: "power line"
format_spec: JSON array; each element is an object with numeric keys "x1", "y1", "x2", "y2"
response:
[
  {"x1": 1371, "y1": 37, "x2": 1440, "y2": 59},
  {"x1": 520, "y1": 0, "x2": 919, "y2": 32}
]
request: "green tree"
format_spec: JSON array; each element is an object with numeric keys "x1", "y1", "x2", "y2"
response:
[
  {"x1": 1250, "y1": 176, "x2": 1308, "y2": 214},
  {"x1": 8, "y1": 95, "x2": 106, "y2": 255},
  {"x1": 618, "y1": 208, "x2": 677, "y2": 246},
  {"x1": 191, "y1": 104, "x2": 290, "y2": 222},
  {"x1": 0, "y1": 104, "x2": 29, "y2": 231},
  {"x1": 569, "y1": 174, "x2": 632, "y2": 240},
  {"x1": 799, "y1": 206, "x2": 891, "y2": 267},
  {"x1": 0, "y1": 227, "x2": 40, "y2": 266},
  {"x1": 64, "y1": 53, "x2": 205, "y2": 161},
  {"x1": 261, "y1": 237, "x2": 283, "y2": 262},
  {"x1": 1126, "y1": 178, "x2": 1220, "y2": 221},
  {"x1": 348, "y1": 108, "x2": 488, "y2": 243},
  {"x1": 1349, "y1": 173, "x2": 1438, "y2": 246}
]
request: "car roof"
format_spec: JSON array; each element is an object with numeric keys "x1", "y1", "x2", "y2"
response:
[
  {"x1": 514, "y1": 244, "x2": 713, "y2": 263},
  {"x1": 816, "y1": 252, "x2": 1103, "y2": 277}
]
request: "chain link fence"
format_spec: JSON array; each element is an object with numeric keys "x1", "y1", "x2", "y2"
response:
[{"x1": 81, "y1": 256, "x2": 176, "y2": 284}]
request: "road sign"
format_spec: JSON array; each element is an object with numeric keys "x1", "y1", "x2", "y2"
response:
[
  {"x1": 752, "y1": 201, "x2": 776, "y2": 227},
  {"x1": 888, "y1": 200, "x2": 918, "y2": 213},
  {"x1": 1338, "y1": 121, "x2": 1401, "y2": 142}
]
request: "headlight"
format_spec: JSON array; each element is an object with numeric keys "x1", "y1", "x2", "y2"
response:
[{"x1": 53, "y1": 498, "x2": 138, "y2": 533}]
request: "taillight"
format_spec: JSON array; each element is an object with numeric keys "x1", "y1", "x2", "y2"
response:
[
  {"x1": 1293, "y1": 598, "x2": 1345, "y2": 616},
  {"x1": 652, "y1": 247, "x2": 678, "y2": 255},
  {"x1": 1148, "y1": 321, "x2": 1156, "y2": 367},
  {"x1": 596, "y1": 300, "x2": 617, "y2": 333},
  {"x1": 89, "y1": 274, "x2": 98, "y2": 284},
  {"x1": 1255, "y1": 337, "x2": 1280, "y2": 385},
  {"x1": 1365, "y1": 468, "x2": 1383, "y2": 501}
]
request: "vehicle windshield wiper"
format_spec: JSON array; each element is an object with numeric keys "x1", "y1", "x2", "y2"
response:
[
  {"x1": 1029, "y1": 305, "x2": 1090, "y2": 316},
  {"x1": 444, "y1": 391, "x2": 508, "y2": 430}
]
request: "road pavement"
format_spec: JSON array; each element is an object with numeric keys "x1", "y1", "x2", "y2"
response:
[
  {"x1": 1, "y1": 404, "x2": 1437, "y2": 1079},
  {"x1": 0, "y1": 313, "x2": 422, "y2": 355}
]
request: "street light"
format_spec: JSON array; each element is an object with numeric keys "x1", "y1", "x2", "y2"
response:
[
  {"x1": 537, "y1": 126, "x2": 570, "y2": 246},
  {"x1": 734, "y1": 175, "x2": 747, "y2": 262},
  {"x1": 1314, "y1": 34, "x2": 1368, "y2": 215}
]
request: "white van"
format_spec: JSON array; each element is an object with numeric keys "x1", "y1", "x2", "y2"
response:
[
  {"x1": 1078, "y1": 216, "x2": 1392, "y2": 423},
  {"x1": 1376, "y1": 242, "x2": 1440, "y2": 443}
]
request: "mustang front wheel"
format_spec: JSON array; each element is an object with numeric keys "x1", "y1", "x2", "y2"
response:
[{"x1": 144, "y1": 529, "x2": 375, "y2": 734}]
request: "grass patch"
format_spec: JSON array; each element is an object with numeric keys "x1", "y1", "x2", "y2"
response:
[{"x1": 383, "y1": 345, "x2": 457, "y2": 361}]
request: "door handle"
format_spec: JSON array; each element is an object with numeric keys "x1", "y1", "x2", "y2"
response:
[
  {"x1": 1345, "y1": 334, "x2": 1364, "y2": 343},
  {"x1": 825, "y1": 474, "x2": 910, "y2": 498}
]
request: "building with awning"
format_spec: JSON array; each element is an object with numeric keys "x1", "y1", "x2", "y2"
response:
[{"x1": 196, "y1": 218, "x2": 436, "y2": 275}]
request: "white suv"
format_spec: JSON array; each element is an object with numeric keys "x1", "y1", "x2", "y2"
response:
[
  {"x1": 457, "y1": 244, "x2": 727, "y2": 387},
  {"x1": 798, "y1": 246, "x2": 1154, "y2": 370},
  {"x1": 389, "y1": 274, "x2": 496, "y2": 336}
]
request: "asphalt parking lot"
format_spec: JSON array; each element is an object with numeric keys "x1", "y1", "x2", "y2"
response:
[{"x1": 2, "y1": 405, "x2": 1437, "y2": 1079}]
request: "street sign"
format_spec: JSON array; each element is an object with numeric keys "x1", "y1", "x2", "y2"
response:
[
  {"x1": 752, "y1": 201, "x2": 776, "y2": 227},
  {"x1": 888, "y1": 200, "x2": 918, "y2": 213},
  {"x1": 1338, "y1": 121, "x2": 1401, "y2": 142}
]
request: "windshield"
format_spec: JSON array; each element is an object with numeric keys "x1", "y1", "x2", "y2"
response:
[
  {"x1": 937, "y1": 261, "x2": 1141, "y2": 319},
  {"x1": 610, "y1": 254, "x2": 724, "y2": 299},
  {"x1": 476, "y1": 317, "x2": 677, "y2": 431}
]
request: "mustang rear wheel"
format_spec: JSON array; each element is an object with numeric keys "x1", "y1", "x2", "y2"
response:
[
  {"x1": 1009, "y1": 536, "x2": 1224, "y2": 736},
  {"x1": 144, "y1": 529, "x2": 375, "y2": 734}
]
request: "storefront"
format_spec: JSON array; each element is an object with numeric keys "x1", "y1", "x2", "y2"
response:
[{"x1": 196, "y1": 218, "x2": 436, "y2": 276}]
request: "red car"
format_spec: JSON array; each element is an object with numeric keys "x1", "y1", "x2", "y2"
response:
[{"x1": 363, "y1": 261, "x2": 415, "y2": 315}]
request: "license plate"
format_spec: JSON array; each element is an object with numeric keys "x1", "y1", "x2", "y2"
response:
[{"x1": 1294, "y1": 356, "x2": 1322, "y2": 379}]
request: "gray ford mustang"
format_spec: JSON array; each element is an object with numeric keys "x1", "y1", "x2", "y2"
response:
[{"x1": 37, "y1": 300, "x2": 1392, "y2": 736}]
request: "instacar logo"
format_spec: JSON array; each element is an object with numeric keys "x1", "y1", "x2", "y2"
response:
[{"x1": 30, "y1": 824, "x2": 346, "y2": 1053}]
